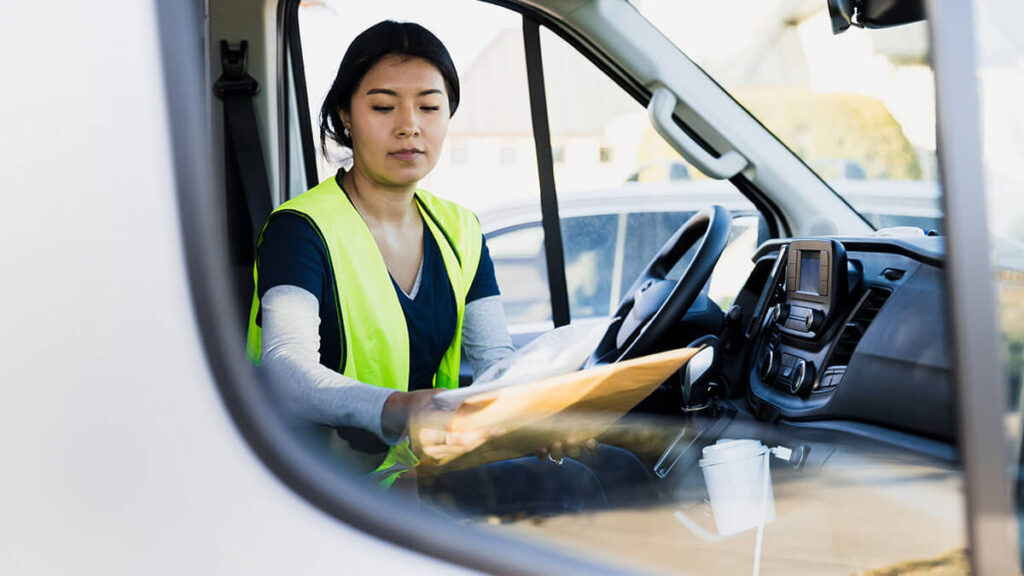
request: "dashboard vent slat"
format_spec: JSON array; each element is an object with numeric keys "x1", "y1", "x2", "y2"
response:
[{"x1": 824, "y1": 287, "x2": 892, "y2": 374}]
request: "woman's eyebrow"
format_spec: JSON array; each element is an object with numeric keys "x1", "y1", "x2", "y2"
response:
[{"x1": 365, "y1": 88, "x2": 444, "y2": 97}]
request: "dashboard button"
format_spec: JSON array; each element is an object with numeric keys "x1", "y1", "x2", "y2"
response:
[
  {"x1": 819, "y1": 367, "x2": 844, "y2": 389},
  {"x1": 882, "y1": 268, "x2": 906, "y2": 281}
]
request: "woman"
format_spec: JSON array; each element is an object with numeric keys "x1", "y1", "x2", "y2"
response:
[
  {"x1": 247, "y1": 21, "x2": 649, "y2": 512},
  {"x1": 246, "y1": 20, "x2": 517, "y2": 482}
]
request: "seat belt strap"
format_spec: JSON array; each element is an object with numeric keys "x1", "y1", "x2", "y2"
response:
[{"x1": 214, "y1": 40, "x2": 272, "y2": 246}]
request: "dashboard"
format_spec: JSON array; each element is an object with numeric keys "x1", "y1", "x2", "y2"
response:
[{"x1": 727, "y1": 235, "x2": 953, "y2": 441}]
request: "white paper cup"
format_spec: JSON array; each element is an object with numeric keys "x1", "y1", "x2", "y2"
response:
[{"x1": 699, "y1": 439, "x2": 775, "y2": 536}]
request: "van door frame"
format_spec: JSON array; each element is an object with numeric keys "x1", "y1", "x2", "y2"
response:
[{"x1": 927, "y1": 0, "x2": 1019, "y2": 572}]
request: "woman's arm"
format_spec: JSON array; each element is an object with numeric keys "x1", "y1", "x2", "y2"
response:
[
  {"x1": 461, "y1": 294, "x2": 516, "y2": 378},
  {"x1": 460, "y1": 234, "x2": 515, "y2": 379},
  {"x1": 259, "y1": 284, "x2": 401, "y2": 443}
]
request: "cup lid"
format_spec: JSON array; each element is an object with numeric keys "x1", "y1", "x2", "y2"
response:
[{"x1": 699, "y1": 439, "x2": 766, "y2": 467}]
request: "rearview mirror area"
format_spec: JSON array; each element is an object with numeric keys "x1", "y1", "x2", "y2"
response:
[{"x1": 828, "y1": 0, "x2": 926, "y2": 34}]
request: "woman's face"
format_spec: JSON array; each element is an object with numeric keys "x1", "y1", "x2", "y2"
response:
[{"x1": 341, "y1": 55, "x2": 450, "y2": 188}]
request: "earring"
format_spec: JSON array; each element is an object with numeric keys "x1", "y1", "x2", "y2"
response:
[{"x1": 343, "y1": 126, "x2": 350, "y2": 138}]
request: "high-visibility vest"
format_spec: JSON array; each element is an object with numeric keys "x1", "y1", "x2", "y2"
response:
[{"x1": 246, "y1": 175, "x2": 483, "y2": 486}]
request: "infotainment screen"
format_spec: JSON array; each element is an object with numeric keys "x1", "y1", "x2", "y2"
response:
[
  {"x1": 799, "y1": 252, "x2": 820, "y2": 294},
  {"x1": 782, "y1": 240, "x2": 845, "y2": 337}
]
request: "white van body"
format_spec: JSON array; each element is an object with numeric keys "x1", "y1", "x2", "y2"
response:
[{"x1": 2, "y1": 2, "x2": 467, "y2": 574}]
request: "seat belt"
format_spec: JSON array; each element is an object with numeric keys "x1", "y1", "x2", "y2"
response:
[
  {"x1": 214, "y1": 39, "x2": 272, "y2": 250},
  {"x1": 214, "y1": 40, "x2": 273, "y2": 326}
]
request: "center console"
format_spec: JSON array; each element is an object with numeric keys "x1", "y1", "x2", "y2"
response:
[
  {"x1": 733, "y1": 235, "x2": 951, "y2": 440},
  {"x1": 752, "y1": 240, "x2": 847, "y2": 398}
]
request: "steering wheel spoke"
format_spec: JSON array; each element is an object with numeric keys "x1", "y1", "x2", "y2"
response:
[{"x1": 585, "y1": 205, "x2": 732, "y2": 367}]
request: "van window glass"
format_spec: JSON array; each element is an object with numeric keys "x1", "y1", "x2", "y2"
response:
[
  {"x1": 487, "y1": 215, "x2": 620, "y2": 328},
  {"x1": 465, "y1": 13, "x2": 968, "y2": 576},
  {"x1": 536, "y1": 26, "x2": 758, "y2": 329},
  {"x1": 486, "y1": 224, "x2": 552, "y2": 327},
  {"x1": 561, "y1": 214, "x2": 619, "y2": 318},
  {"x1": 633, "y1": 0, "x2": 941, "y2": 232},
  {"x1": 267, "y1": 4, "x2": 972, "y2": 574}
]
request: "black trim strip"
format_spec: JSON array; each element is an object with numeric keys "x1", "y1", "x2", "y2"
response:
[
  {"x1": 274, "y1": 0, "x2": 289, "y2": 204},
  {"x1": 523, "y1": 16, "x2": 570, "y2": 328},
  {"x1": 284, "y1": 0, "x2": 319, "y2": 189}
]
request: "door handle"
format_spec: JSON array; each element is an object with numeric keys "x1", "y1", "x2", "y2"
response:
[{"x1": 647, "y1": 86, "x2": 749, "y2": 180}]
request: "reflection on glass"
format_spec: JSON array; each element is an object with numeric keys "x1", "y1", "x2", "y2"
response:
[
  {"x1": 632, "y1": 0, "x2": 941, "y2": 231},
  {"x1": 426, "y1": 233, "x2": 967, "y2": 576}
]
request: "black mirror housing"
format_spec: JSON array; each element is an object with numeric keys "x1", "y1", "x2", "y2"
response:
[{"x1": 828, "y1": 0, "x2": 926, "y2": 35}]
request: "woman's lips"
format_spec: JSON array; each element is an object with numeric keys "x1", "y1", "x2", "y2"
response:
[{"x1": 389, "y1": 149, "x2": 424, "y2": 162}]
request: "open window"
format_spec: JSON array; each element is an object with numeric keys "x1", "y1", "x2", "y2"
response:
[{"x1": 169, "y1": 0, "x2": 1019, "y2": 573}]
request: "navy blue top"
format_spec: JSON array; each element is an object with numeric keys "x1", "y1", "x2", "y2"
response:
[{"x1": 256, "y1": 197, "x2": 499, "y2": 391}]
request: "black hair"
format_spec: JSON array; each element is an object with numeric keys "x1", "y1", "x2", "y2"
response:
[{"x1": 319, "y1": 20, "x2": 460, "y2": 156}]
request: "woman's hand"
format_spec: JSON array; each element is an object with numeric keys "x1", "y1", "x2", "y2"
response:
[
  {"x1": 381, "y1": 389, "x2": 443, "y2": 440},
  {"x1": 536, "y1": 438, "x2": 600, "y2": 464}
]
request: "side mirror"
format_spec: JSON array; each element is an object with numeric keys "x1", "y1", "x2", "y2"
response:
[{"x1": 828, "y1": 0, "x2": 926, "y2": 35}]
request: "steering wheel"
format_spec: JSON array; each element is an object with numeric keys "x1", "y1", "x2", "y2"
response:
[{"x1": 584, "y1": 205, "x2": 732, "y2": 368}]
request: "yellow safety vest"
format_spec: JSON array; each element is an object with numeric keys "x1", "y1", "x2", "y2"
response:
[{"x1": 246, "y1": 175, "x2": 483, "y2": 486}]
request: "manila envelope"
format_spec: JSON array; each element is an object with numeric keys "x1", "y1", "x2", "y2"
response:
[{"x1": 411, "y1": 347, "x2": 699, "y2": 474}]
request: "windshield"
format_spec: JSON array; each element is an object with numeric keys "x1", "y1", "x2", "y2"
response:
[{"x1": 631, "y1": 0, "x2": 941, "y2": 233}]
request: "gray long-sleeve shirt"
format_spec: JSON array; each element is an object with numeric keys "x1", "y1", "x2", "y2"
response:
[{"x1": 259, "y1": 285, "x2": 515, "y2": 444}]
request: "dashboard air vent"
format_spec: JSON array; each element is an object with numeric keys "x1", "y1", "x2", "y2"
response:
[{"x1": 819, "y1": 286, "x2": 892, "y2": 389}]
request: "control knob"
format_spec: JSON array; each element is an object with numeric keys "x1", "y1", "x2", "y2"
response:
[
  {"x1": 804, "y1": 309, "x2": 825, "y2": 332},
  {"x1": 790, "y1": 358, "x2": 816, "y2": 397},
  {"x1": 773, "y1": 303, "x2": 790, "y2": 324},
  {"x1": 759, "y1": 347, "x2": 778, "y2": 382}
]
